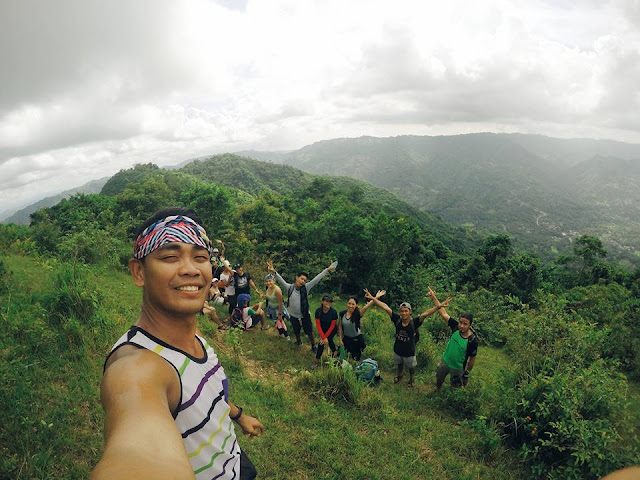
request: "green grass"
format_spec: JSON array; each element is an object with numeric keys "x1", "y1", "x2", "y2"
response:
[{"x1": 1, "y1": 253, "x2": 638, "y2": 479}]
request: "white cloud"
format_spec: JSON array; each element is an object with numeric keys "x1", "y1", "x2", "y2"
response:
[{"x1": 0, "y1": 0, "x2": 639, "y2": 213}]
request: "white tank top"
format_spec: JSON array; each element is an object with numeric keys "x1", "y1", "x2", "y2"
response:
[{"x1": 106, "y1": 326, "x2": 241, "y2": 479}]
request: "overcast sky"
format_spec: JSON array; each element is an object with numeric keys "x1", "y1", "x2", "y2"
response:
[{"x1": 1, "y1": 0, "x2": 639, "y2": 215}]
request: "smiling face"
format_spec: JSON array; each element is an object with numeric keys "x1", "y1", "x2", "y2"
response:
[
  {"x1": 266, "y1": 278, "x2": 275, "y2": 288},
  {"x1": 346, "y1": 298, "x2": 357, "y2": 313},
  {"x1": 130, "y1": 242, "x2": 212, "y2": 319},
  {"x1": 294, "y1": 274, "x2": 308, "y2": 288},
  {"x1": 399, "y1": 306, "x2": 412, "y2": 321}
]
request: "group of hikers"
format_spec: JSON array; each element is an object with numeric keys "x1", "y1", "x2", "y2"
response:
[
  {"x1": 91, "y1": 208, "x2": 479, "y2": 480},
  {"x1": 202, "y1": 257, "x2": 478, "y2": 390}
]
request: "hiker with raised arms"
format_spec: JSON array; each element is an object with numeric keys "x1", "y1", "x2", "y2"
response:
[
  {"x1": 91, "y1": 208, "x2": 263, "y2": 480},
  {"x1": 338, "y1": 291, "x2": 384, "y2": 361},
  {"x1": 364, "y1": 288, "x2": 445, "y2": 387},
  {"x1": 427, "y1": 286, "x2": 478, "y2": 390},
  {"x1": 267, "y1": 260, "x2": 337, "y2": 353}
]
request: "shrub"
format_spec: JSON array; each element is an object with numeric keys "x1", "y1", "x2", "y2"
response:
[
  {"x1": 295, "y1": 363, "x2": 363, "y2": 405},
  {"x1": 495, "y1": 361, "x2": 633, "y2": 479},
  {"x1": 0, "y1": 257, "x2": 9, "y2": 293},
  {"x1": 43, "y1": 264, "x2": 101, "y2": 325},
  {"x1": 433, "y1": 382, "x2": 483, "y2": 420}
]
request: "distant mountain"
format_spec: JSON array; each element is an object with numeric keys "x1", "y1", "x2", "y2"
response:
[
  {"x1": 239, "y1": 133, "x2": 640, "y2": 266},
  {"x1": 178, "y1": 154, "x2": 470, "y2": 250},
  {"x1": 2, "y1": 177, "x2": 109, "y2": 225}
]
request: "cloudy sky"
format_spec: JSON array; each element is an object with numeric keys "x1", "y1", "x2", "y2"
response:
[{"x1": 1, "y1": 0, "x2": 639, "y2": 215}]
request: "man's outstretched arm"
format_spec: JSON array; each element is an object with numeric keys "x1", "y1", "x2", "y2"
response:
[
  {"x1": 91, "y1": 350, "x2": 193, "y2": 480},
  {"x1": 364, "y1": 288, "x2": 392, "y2": 317},
  {"x1": 428, "y1": 286, "x2": 452, "y2": 323}
]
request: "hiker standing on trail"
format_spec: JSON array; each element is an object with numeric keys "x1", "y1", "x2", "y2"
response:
[
  {"x1": 364, "y1": 289, "x2": 443, "y2": 388},
  {"x1": 314, "y1": 294, "x2": 339, "y2": 364},
  {"x1": 267, "y1": 260, "x2": 337, "y2": 353},
  {"x1": 338, "y1": 292, "x2": 383, "y2": 361},
  {"x1": 427, "y1": 287, "x2": 478, "y2": 390},
  {"x1": 92, "y1": 208, "x2": 263, "y2": 480},
  {"x1": 264, "y1": 274, "x2": 288, "y2": 338}
]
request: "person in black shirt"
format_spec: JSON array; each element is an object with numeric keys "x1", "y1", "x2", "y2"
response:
[
  {"x1": 314, "y1": 295, "x2": 339, "y2": 364},
  {"x1": 365, "y1": 289, "x2": 448, "y2": 387}
]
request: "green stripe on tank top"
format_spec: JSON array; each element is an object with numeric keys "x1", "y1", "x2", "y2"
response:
[
  {"x1": 178, "y1": 356, "x2": 191, "y2": 376},
  {"x1": 193, "y1": 430, "x2": 234, "y2": 474}
]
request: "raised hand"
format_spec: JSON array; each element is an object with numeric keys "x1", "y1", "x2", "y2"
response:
[
  {"x1": 375, "y1": 290, "x2": 386, "y2": 299},
  {"x1": 328, "y1": 260, "x2": 337, "y2": 271},
  {"x1": 363, "y1": 288, "x2": 374, "y2": 300},
  {"x1": 267, "y1": 260, "x2": 275, "y2": 273},
  {"x1": 427, "y1": 286, "x2": 437, "y2": 299}
]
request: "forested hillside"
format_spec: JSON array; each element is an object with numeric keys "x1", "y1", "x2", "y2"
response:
[
  {"x1": 240, "y1": 133, "x2": 640, "y2": 267},
  {"x1": 1, "y1": 155, "x2": 639, "y2": 479}
]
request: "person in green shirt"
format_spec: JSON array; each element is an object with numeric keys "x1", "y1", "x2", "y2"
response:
[{"x1": 428, "y1": 287, "x2": 479, "y2": 390}]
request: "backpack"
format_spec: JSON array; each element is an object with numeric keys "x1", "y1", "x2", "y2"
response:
[
  {"x1": 230, "y1": 307, "x2": 245, "y2": 329},
  {"x1": 356, "y1": 358, "x2": 380, "y2": 383}
]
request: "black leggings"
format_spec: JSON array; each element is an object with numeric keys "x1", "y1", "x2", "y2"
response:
[
  {"x1": 343, "y1": 334, "x2": 366, "y2": 361},
  {"x1": 316, "y1": 333, "x2": 337, "y2": 359}
]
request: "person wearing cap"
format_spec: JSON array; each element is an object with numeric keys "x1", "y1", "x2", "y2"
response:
[
  {"x1": 233, "y1": 293, "x2": 264, "y2": 330},
  {"x1": 267, "y1": 260, "x2": 337, "y2": 353},
  {"x1": 364, "y1": 288, "x2": 445, "y2": 387},
  {"x1": 427, "y1": 287, "x2": 478, "y2": 390},
  {"x1": 314, "y1": 294, "x2": 339, "y2": 363},
  {"x1": 264, "y1": 274, "x2": 288, "y2": 338},
  {"x1": 92, "y1": 207, "x2": 264, "y2": 480}
]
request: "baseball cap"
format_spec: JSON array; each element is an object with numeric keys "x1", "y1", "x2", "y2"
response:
[
  {"x1": 322, "y1": 294, "x2": 333, "y2": 302},
  {"x1": 399, "y1": 302, "x2": 412, "y2": 311}
]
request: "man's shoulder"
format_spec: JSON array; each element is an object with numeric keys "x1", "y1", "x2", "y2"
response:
[{"x1": 103, "y1": 345, "x2": 178, "y2": 393}]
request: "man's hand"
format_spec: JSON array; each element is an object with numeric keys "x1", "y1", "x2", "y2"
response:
[
  {"x1": 267, "y1": 261, "x2": 275, "y2": 273},
  {"x1": 328, "y1": 260, "x2": 337, "y2": 271},
  {"x1": 375, "y1": 290, "x2": 386, "y2": 299},
  {"x1": 428, "y1": 286, "x2": 437, "y2": 300},
  {"x1": 236, "y1": 414, "x2": 265, "y2": 440},
  {"x1": 363, "y1": 288, "x2": 374, "y2": 300}
]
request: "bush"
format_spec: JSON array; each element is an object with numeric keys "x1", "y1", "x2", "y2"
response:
[
  {"x1": 43, "y1": 264, "x2": 101, "y2": 326},
  {"x1": 494, "y1": 361, "x2": 634, "y2": 479},
  {"x1": 295, "y1": 363, "x2": 363, "y2": 405},
  {"x1": 433, "y1": 382, "x2": 483, "y2": 420},
  {"x1": 0, "y1": 257, "x2": 9, "y2": 293}
]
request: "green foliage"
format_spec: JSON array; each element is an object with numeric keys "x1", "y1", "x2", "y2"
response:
[
  {"x1": 496, "y1": 362, "x2": 634, "y2": 479},
  {"x1": 42, "y1": 263, "x2": 102, "y2": 327},
  {"x1": 433, "y1": 382, "x2": 483, "y2": 419},
  {"x1": 0, "y1": 256, "x2": 9, "y2": 293},
  {"x1": 223, "y1": 327, "x2": 243, "y2": 358},
  {"x1": 100, "y1": 162, "x2": 162, "y2": 196},
  {"x1": 295, "y1": 362, "x2": 363, "y2": 404}
]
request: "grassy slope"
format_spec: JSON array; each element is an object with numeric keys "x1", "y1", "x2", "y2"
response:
[{"x1": 1, "y1": 255, "x2": 637, "y2": 479}]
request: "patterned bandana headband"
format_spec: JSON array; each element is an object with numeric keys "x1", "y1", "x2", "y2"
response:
[{"x1": 133, "y1": 215, "x2": 212, "y2": 260}]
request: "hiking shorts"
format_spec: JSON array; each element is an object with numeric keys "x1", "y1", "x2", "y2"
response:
[
  {"x1": 289, "y1": 315, "x2": 313, "y2": 336},
  {"x1": 392, "y1": 352, "x2": 417, "y2": 368},
  {"x1": 436, "y1": 360, "x2": 466, "y2": 387},
  {"x1": 266, "y1": 305, "x2": 279, "y2": 321}
]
